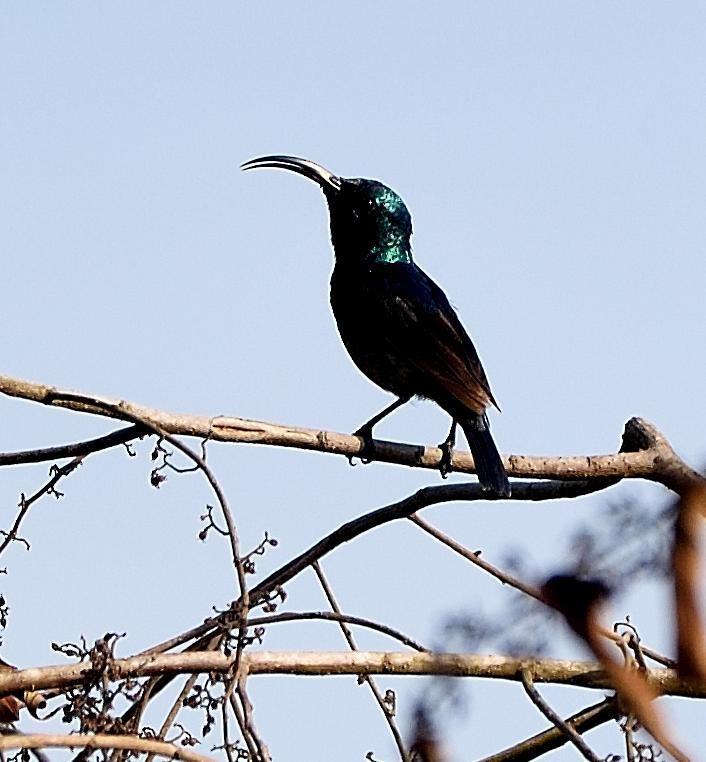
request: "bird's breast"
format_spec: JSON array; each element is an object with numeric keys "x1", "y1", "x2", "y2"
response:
[{"x1": 329, "y1": 265, "x2": 416, "y2": 396}]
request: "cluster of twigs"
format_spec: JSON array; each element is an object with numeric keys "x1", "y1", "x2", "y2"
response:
[{"x1": 0, "y1": 372, "x2": 704, "y2": 761}]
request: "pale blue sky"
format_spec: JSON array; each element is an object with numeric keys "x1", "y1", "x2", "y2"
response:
[{"x1": 1, "y1": 3, "x2": 705, "y2": 760}]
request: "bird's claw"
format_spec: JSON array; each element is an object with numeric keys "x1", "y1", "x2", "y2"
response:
[
  {"x1": 351, "y1": 427, "x2": 375, "y2": 465},
  {"x1": 438, "y1": 440, "x2": 454, "y2": 478}
]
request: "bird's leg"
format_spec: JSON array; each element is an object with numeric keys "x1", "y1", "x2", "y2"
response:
[
  {"x1": 438, "y1": 420, "x2": 458, "y2": 478},
  {"x1": 351, "y1": 396, "x2": 410, "y2": 464},
  {"x1": 354, "y1": 396, "x2": 409, "y2": 437}
]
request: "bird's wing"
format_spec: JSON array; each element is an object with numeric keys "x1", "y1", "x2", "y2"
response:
[{"x1": 372, "y1": 263, "x2": 499, "y2": 413}]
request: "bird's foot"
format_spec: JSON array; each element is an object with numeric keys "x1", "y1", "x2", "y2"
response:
[
  {"x1": 437, "y1": 439, "x2": 454, "y2": 479},
  {"x1": 438, "y1": 420, "x2": 458, "y2": 478},
  {"x1": 350, "y1": 426, "x2": 376, "y2": 465}
]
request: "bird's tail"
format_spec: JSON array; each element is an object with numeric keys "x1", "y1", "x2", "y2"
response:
[{"x1": 459, "y1": 412, "x2": 511, "y2": 497}]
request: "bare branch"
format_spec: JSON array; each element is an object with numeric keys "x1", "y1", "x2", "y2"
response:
[
  {"x1": 247, "y1": 611, "x2": 427, "y2": 652},
  {"x1": 46, "y1": 392, "x2": 248, "y2": 604},
  {"x1": 147, "y1": 479, "x2": 622, "y2": 659},
  {"x1": 144, "y1": 674, "x2": 200, "y2": 762},
  {"x1": 520, "y1": 668, "x2": 603, "y2": 761},
  {"x1": 480, "y1": 698, "x2": 618, "y2": 762},
  {"x1": 313, "y1": 562, "x2": 410, "y2": 761},
  {"x1": 0, "y1": 458, "x2": 82, "y2": 557},
  {"x1": 226, "y1": 691, "x2": 258, "y2": 759},
  {"x1": 0, "y1": 374, "x2": 701, "y2": 488},
  {"x1": 408, "y1": 514, "x2": 540, "y2": 600},
  {"x1": 1, "y1": 652, "x2": 704, "y2": 697},
  {"x1": 410, "y1": 516, "x2": 673, "y2": 668},
  {"x1": 0, "y1": 373, "x2": 702, "y2": 758},
  {"x1": 234, "y1": 675, "x2": 271, "y2": 762},
  {"x1": 0, "y1": 733, "x2": 215, "y2": 762},
  {"x1": 0, "y1": 425, "x2": 145, "y2": 467}
]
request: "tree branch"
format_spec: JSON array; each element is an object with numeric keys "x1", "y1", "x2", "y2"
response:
[
  {"x1": 0, "y1": 733, "x2": 215, "y2": 762},
  {"x1": 520, "y1": 668, "x2": 603, "y2": 761},
  {"x1": 3, "y1": 652, "x2": 705, "y2": 697},
  {"x1": 0, "y1": 425, "x2": 145, "y2": 466},
  {"x1": 0, "y1": 374, "x2": 701, "y2": 488},
  {"x1": 312, "y1": 562, "x2": 410, "y2": 761},
  {"x1": 246, "y1": 611, "x2": 428, "y2": 652},
  {"x1": 409, "y1": 514, "x2": 540, "y2": 600},
  {"x1": 144, "y1": 480, "x2": 610, "y2": 659},
  {"x1": 0, "y1": 458, "x2": 82, "y2": 557},
  {"x1": 479, "y1": 698, "x2": 618, "y2": 762}
]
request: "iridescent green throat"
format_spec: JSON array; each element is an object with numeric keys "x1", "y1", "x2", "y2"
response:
[
  {"x1": 369, "y1": 186, "x2": 412, "y2": 264},
  {"x1": 370, "y1": 239, "x2": 412, "y2": 265}
]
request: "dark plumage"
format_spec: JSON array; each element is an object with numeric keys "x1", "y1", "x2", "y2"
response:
[{"x1": 242, "y1": 156, "x2": 510, "y2": 496}]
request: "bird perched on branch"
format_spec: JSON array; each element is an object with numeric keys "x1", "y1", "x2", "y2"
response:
[{"x1": 241, "y1": 155, "x2": 510, "y2": 497}]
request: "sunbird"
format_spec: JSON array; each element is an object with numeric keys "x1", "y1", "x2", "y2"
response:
[{"x1": 242, "y1": 156, "x2": 510, "y2": 497}]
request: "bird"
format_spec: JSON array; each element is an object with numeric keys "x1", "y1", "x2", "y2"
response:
[{"x1": 241, "y1": 155, "x2": 510, "y2": 497}]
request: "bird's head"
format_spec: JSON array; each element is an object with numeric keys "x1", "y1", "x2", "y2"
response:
[{"x1": 241, "y1": 155, "x2": 413, "y2": 265}]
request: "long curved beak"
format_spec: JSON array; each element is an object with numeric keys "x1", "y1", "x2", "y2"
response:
[{"x1": 241, "y1": 155, "x2": 342, "y2": 192}]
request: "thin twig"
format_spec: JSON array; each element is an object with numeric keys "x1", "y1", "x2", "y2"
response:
[
  {"x1": 247, "y1": 610, "x2": 427, "y2": 652},
  {"x1": 221, "y1": 661, "x2": 268, "y2": 760},
  {"x1": 520, "y1": 668, "x2": 603, "y2": 761},
  {"x1": 408, "y1": 514, "x2": 541, "y2": 600},
  {"x1": 47, "y1": 391, "x2": 252, "y2": 694},
  {"x1": 0, "y1": 457, "x2": 83, "y2": 557},
  {"x1": 0, "y1": 425, "x2": 145, "y2": 466},
  {"x1": 41, "y1": 392, "x2": 253, "y2": 758},
  {"x1": 143, "y1": 674, "x2": 201, "y2": 762},
  {"x1": 410, "y1": 515, "x2": 673, "y2": 666},
  {"x1": 145, "y1": 479, "x2": 614, "y2": 659},
  {"x1": 479, "y1": 698, "x2": 618, "y2": 762},
  {"x1": 235, "y1": 675, "x2": 271, "y2": 762},
  {"x1": 312, "y1": 561, "x2": 410, "y2": 762},
  {"x1": 228, "y1": 692, "x2": 259, "y2": 759},
  {"x1": 220, "y1": 691, "x2": 237, "y2": 762},
  {"x1": 48, "y1": 392, "x2": 247, "y2": 602},
  {"x1": 130, "y1": 476, "x2": 683, "y2": 713}
]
